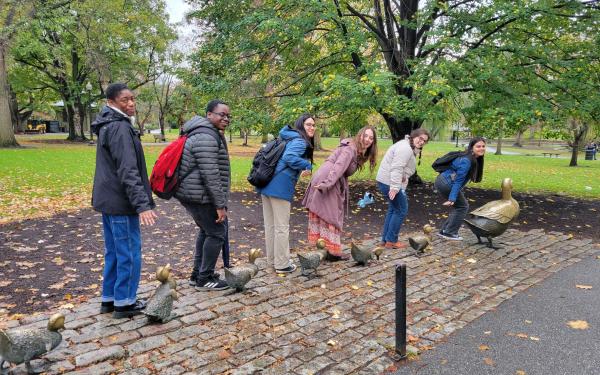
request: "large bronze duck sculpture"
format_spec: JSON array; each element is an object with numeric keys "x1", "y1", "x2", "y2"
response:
[
  {"x1": 0, "y1": 313, "x2": 64, "y2": 374},
  {"x1": 408, "y1": 224, "x2": 434, "y2": 254},
  {"x1": 224, "y1": 248, "x2": 261, "y2": 292},
  {"x1": 297, "y1": 238, "x2": 328, "y2": 277},
  {"x1": 351, "y1": 242, "x2": 384, "y2": 266},
  {"x1": 144, "y1": 264, "x2": 178, "y2": 323},
  {"x1": 463, "y1": 177, "x2": 520, "y2": 249}
]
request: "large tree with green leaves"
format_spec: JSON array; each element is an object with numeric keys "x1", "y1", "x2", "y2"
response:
[
  {"x1": 9, "y1": 0, "x2": 176, "y2": 141},
  {"x1": 186, "y1": 0, "x2": 597, "y2": 143}
]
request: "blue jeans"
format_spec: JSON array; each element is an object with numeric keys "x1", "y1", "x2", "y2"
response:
[
  {"x1": 101, "y1": 214, "x2": 142, "y2": 307},
  {"x1": 378, "y1": 182, "x2": 408, "y2": 243}
]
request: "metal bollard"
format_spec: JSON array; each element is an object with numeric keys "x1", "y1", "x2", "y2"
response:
[{"x1": 395, "y1": 263, "x2": 407, "y2": 359}]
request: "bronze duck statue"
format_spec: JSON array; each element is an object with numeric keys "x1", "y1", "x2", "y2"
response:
[
  {"x1": 350, "y1": 242, "x2": 384, "y2": 266},
  {"x1": 144, "y1": 264, "x2": 178, "y2": 323},
  {"x1": 408, "y1": 224, "x2": 434, "y2": 254},
  {"x1": 464, "y1": 178, "x2": 520, "y2": 249},
  {"x1": 0, "y1": 313, "x2": 64, "y2": 374},
  {"x1": 224, "y1": 248, "x2": 262, "y2": 292},
  {"x1": 297, "y1": 238, "x2": 328, "y2": 277}
]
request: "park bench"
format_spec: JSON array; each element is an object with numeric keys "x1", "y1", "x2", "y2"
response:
[
  {"x1": 153, "y1": 133, "x2": 166, "y2": 142},
  {"x1": 541, "y1": 152, "x2": 560, "y2": 158}
]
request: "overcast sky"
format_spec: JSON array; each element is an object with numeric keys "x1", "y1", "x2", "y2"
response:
[{"x1": 165, "y1": 0, "x2": 190, "y2": 24}]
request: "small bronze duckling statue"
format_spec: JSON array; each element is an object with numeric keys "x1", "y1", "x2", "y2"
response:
[
  {"x1": 297, "y1": 238, "x2": 328, "y2": 277},
  {"x1": 409, "y1": 224, "x2": 434, "y2": 254},
  {"x1": 464, "y1": 177, "x2": 520, "y2": 249},
  {"x1": 0, "y1": 313, "x2": 64, "y2": 374},
  {"x1": 144, "y1": 264, "x2": 178, "y2": 323},
  {"x1": 350, "y1": 242, "x2": 384, "y2": 266},
  {"x1": 224, "y1": 248, "x2": 262, "y2": 292}
]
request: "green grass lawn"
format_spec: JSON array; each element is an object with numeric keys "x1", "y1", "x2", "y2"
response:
[{"x1": 1, "y1": 134, "x2": 598, "y2": 222}]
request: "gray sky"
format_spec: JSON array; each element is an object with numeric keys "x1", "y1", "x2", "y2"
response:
[{"x1": 165, "y1": 0, "x2": 190, "y2": 24}]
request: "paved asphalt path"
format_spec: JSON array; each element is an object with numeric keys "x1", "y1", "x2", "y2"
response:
[{"x1": 399, "y1": 254, "x2": 600, "y2": 375}]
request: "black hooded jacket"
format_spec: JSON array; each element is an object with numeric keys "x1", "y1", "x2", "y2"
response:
[{"x1": 91, "y1": 106, "x2": 155, "y2": 215}]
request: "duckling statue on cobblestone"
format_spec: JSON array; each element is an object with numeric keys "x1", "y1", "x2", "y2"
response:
[
  {"x1": 297, "y1": 238, "x2": 328, "y2": 277},
  {"x1": 351, "y1": 242, "x2": 384, "y2": 266},
  {"x1": 464, "y1": 177, "x2": 520, "y2": 249},
  {"x1": 0, "y1": 313, "x2": 64, "y2": 374},
  {"x1": 409, "y1": 224, "x2": 434, "y2": 254},
  {"x1": 224, "y1": 248, "x2": 262, "y2": 292},
  {"x1": 144, "y1": 264, "x2": 178, "y2": 323}
]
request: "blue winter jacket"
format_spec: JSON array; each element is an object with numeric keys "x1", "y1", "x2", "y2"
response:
[
  {"x1": 257, "y1": 125, "x2": 312, "y2": 202},
  {"x1": 440, "y1": 156, "x2": 472, "y2": 202}
]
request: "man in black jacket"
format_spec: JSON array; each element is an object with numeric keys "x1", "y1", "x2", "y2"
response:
[
  {"x1": 92, "y1": 83, "x2": 157, "y2": 318},
  {"x1": 175, "y1": 99, "x2": 231, "y2": 291}
]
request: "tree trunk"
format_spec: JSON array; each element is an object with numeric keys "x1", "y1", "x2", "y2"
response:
[
  {"x1": 313, "y1": 128, "x2": 322, "y2": 151},
  {"x1": 495, "y1": 137, "x2": 503, "y2": 155},
  {"x1": 77, "y1": 102, "x2": 87, "y2": 141},
  {"x1": 381, "y1": 113, "x2": 420, "y2": 143},
  {"x1": 0, "y1": 42, "x2": 19, "y2": 147},
  {"x1": 513, "y1": 129, "x2": 524, "y2": 147},
  {"x1": 65, "y1": 102, "x2": 78, "y2": 140},
  {"x1": 569, "y1": 119, "x2": 588, "y2": 167}
]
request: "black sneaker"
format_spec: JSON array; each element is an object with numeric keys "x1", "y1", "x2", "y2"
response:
[
  {"x1": 195, "y1": 276, "x2": 229, "y2": 291},
  {"x1": 437, "y1": 231, "x2": 463, "y2": 241},
  {"x1": 275, "y1": 263, "x2": 297, "y2": 273},
  {"x1": 100, "y1": 301, "x2": 114, "y2": 313},
  {"x1": 188, "y1": 272, "x2": 198, "y2": 286},
  {"x1": 112, "y1": 299, "x2": 147, "y2": 319}
]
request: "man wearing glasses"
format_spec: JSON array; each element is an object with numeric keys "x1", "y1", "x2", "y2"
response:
[{"x1": 175, "y1": 100, "x2": 231, "y2": 291}]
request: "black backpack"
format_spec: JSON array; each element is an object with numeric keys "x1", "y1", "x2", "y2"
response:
[
  {"x1": 431, "y1": 151, "x2": 465, "y2": 173},
  {"x1": 247, "y1": 137, "x2": 290, "y2": 188}
]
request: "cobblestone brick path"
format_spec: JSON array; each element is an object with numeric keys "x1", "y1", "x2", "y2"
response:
[{"x1": 2, "y1": 229, "x2": 597, "y2": 374}]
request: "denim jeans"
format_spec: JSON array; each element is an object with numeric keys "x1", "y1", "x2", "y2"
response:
[
  {"x1": 183, "y1": 203, "x2": 226, "y2": 282},
  {"x1": 434, "y1": 174, "x2": 469, "y2": 235},
  {"x1": 377, "y1": 182, "x2": 409, "y2": 243},
  {"x1": 101, "y1": 214, "x2": 142, "y2": 307}
]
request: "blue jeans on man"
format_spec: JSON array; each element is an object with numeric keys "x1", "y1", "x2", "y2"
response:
[
  {"x1": 101, "y1": 214, "x2": 142, "y2": 307},
  {"x1": 377, "y1": 182, "x2": 408, "y2": 243}
]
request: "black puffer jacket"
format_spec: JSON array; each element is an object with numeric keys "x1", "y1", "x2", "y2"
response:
[
  {"x1": 91, "y1": 106, "x2": 155, "y2": 215},
  {"x1": 174, "y1": 116, "x2": 230, "y2": 208}
]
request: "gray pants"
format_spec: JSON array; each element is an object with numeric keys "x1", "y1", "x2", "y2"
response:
[
  {"x1": 261, "y1": 195, "x2": 292, "y2": 270},
  {"x1": 434, "y1": 174, "x2": 469, "y2": 236}
]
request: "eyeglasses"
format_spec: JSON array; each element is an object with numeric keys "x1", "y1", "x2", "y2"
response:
[
  {"x1": 415, "y1": 136, "x2": 429, "y2": 144},
  {"x1": 212, "y1": 112, "x2": 232, "y2": 120}
]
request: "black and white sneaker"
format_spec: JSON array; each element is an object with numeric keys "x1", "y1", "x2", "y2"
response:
[
  {"x1": 275, "y1": 263, "x2": 297, "y2": 273},
  {"x1": 437, "y1": 231, "x2": 463, "y2": 241},
  {"x1": 195, "y1": 276, "x2": 229, "y2": 291},
  {"x1": 188, "y1": 274, "x2": 197, "y2": 286}
]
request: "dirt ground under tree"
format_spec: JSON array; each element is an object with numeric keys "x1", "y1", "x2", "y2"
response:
[{"x1": 1, "y1": 181, "x2": 598, "y2": 316}]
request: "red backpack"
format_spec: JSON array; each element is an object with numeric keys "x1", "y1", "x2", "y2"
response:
[{"x1": 150, "y1": 128, "x2": 221, "y2": 200}]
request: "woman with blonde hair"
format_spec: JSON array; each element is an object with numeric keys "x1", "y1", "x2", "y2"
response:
[{"x1": 302, "y1": 126, "x2": 378, "y2": 261}]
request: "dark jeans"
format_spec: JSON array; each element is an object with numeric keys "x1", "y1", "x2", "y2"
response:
[
  {"x1": 377, "y1": 182, "x2": 408, "y2": 243},
  {"x1": 183, "y1": 203, "x2": 226, "y2": 282},
  {"x1": 434, "y1": 174, "x2": 469, "y2": 236}
]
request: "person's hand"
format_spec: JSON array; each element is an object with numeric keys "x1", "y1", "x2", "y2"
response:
[
  {"x1": 388, "y1": 189, "x2": 398, "y2": 201},
  {"x1": 139, "y1": 210, "x2": 157, "y2": 226},
  {"x1": 442, "y1": 200, "x2": 454, "y2": 206},
  {"x1": 301, "y1": 170, "x2": 311, "y2": 178},
  {"x1": 216, "y1": 208, "x2": 227, "y2": 223}
]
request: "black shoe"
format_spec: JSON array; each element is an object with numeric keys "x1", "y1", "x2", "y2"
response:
[
  {"x1": 188, "y1": 272, "x2": 198, "y2": 286},
  {"x1": 100, "y1": 301, "x2": 114, "y2": 313},
  {"x1": 195, "y1": 276, "x2": 229, "y2": 291},
  {"x1": 112, "y1": 300, "x2": 147, "y2": 319},
  {"x1": 275, "y1": 263, "x2": 297, "y2": 273}
]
